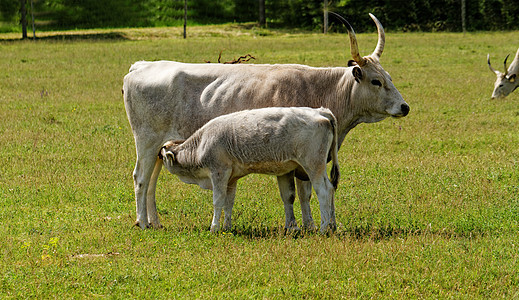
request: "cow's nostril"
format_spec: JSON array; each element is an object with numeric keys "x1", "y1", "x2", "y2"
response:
[{"x1": 401, "y1": 104, "x2": 410, "y2": 116}]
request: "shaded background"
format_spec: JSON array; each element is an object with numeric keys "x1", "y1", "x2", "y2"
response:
[{"x1": 1, "y1": 0, "x2": 519, "y2": 33}]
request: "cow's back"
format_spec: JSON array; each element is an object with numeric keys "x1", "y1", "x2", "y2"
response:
[
  {"x1": 123, "y1": 61, "x2": 346, "y2": 142},
  {"x1": 123, "y1": 61, "x2": 219, "y2": 137}
]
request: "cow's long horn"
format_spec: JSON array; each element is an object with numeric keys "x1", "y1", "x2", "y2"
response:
[
  {"x1": 487, "y1": 54, "x2": 500, "y2": 75},
  {"x1": 369, "y1": 13, "x2": 385, "y2": 59},
  {"x1": 329, "y1": 11, "x2": 366, "y2": 66},
  {"x1": 504, "y1": 54, "x2": 510, "y2": 76}
]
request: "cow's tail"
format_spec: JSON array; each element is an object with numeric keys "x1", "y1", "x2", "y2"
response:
[{"x1": 320, "y1": 108, "x2": 340, "y2": 190}]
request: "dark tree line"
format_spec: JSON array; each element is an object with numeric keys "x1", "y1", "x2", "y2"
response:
[{"x1": 1, "y1": 0, "x2": 518, "y2": 35}]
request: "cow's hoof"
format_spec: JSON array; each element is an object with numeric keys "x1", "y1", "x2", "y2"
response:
[
  {"x1": 285, "y1": 224, "x2": 301, "y2": 233},
  {"x1": 134, "y1": 220, "x2": 150, "y2": 229},
  {"x1": 149, "y1": 222, "x2": 163, "y2": 229},
  {"x1": 284, "y1": 227, "x2": 302, "y2": 238},
  {"x1": 319, "y1": 224, "x2": 337, "y2": 235},
  {"x1": 302, "y1": 223, "x2": 317, "y2": 232}
]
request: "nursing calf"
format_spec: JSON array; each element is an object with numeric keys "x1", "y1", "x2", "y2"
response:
[{"x1": 158, "y1": 107, "x2": 340, "y2": 233}]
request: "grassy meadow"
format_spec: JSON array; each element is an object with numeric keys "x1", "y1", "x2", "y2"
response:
[{"x1": 1, "y1": 25, "x2": 519, "y2": 298}]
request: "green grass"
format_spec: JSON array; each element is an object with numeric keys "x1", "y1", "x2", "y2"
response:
[{"x1": 1, "y1": 26, "x2": 519, "y2": 298}]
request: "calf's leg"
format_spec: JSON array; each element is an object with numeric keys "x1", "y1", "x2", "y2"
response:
[
  {"x1": 308, "y1": 175, "x2": 336, "y2": 234},
  {"x1": 210, "y1": 169, "x2": 232, "y2": 233}
]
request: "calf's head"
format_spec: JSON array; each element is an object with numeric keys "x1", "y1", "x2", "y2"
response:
[
  {"x1": 335, "y1": 13, "x2": 410, "y2": 123},
  {"x1": 487, "y1": 53, "x2": 517, "y2": 99},
  {"x1": 158, "y1": 140, "x2": 184, "y2": 173}
]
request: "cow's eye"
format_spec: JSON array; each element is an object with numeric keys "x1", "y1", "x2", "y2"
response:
[{"x1": 371, "y1": 79, "x2": 382, "y2": 87}]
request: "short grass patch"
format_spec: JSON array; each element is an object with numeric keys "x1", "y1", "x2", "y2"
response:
[{"x1": 1, "y1": 27, "x2": 518, "y2": 298}]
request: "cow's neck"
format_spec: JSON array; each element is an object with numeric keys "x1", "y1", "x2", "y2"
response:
[
  {"x1": 509, "y1": 49, "x2": 519, "y2": 76},
  {"x1": 330, "y1": 71, "x2": 377, "y2": 146}
]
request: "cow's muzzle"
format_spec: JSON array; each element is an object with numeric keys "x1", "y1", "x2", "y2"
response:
[
  {"x1": 392, "y1": 103, "x2": 410, "y2": 118},
  {"x1": 400, "y1": 103, "x2": 410, "y2": 116}
]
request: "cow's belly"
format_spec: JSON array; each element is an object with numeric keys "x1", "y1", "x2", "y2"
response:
[
  {"x1": 178, "y1": 175, "x2": 213, "y2": 190},
  {"x1": 175, "y1": 168, "x2": 214, "y2": 190},
  {"x1": 239, "y1": 161, "x2": 299, "y2": 176}
]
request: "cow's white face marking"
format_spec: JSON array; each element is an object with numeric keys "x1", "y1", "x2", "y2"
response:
[
  {"x1": 341, "y1": 13, "x2": 409, "y2": 124},
  {"x1": 349, "y1": 58, "x2": 409, "y2": 123},
  {"x1": 492, "y1": 73, "x2": 517, "y2": 99},
  {"x1": 488, "y1": 50, "x2": 519, "y2": 99}
]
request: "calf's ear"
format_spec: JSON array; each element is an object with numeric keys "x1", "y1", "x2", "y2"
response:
[
  {"x1": 166, "y1": 151, "x2": 175, "y2": 162},
  {"x1": 159, "y1": 146, "x2": 175, "y2": 162},
  {"x1": 158, "y1": 146, "x2": 166, "y2": 159},
  {"x1": 352, "y1": 66, "x2": 363, "y2": 83}
]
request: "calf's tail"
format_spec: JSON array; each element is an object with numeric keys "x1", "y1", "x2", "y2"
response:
[
  {"x1": 329, "y1": 118, "x2": 340, "y2": 190},
  {"x1": 320, "y1": 108, "x2": 340, "y2": 190}
]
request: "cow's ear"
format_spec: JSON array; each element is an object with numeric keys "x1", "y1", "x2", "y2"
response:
[
  {"x1": 348, "y1": 60, "x2": 357, "y2": 67},
  {"x1": 509, "y1": 74, "x2": 516, "y2": 83},
  {"x1": 352, "y1": 66, "x2": 363, "y2": 83}
]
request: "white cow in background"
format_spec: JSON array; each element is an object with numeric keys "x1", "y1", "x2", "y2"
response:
[
  {"x1": 487, "y1": 47, "x2": 519, "y2": 99},
  {"x1": 159, "y1": 107, "x2": 340, "y2": 233},
  {"x1": 123, "y1": 13, "x2": 410, "y2": 231}
]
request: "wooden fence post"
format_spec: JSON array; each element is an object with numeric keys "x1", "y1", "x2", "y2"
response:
[
  {"x1": 323, "y1": 0, "x2": 328, "y2": 34},
  {"x1": 20, "y1": 0, "x2": 27, "y2": 39},
  {"x1": 183, "y1": 0, "x2": 187, "y2": 39}
]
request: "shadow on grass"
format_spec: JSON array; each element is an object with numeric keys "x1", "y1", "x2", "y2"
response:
[
  {"x1": 0, "y1": 32, "x2": 128, "y2": 42},
  {"x1": 164, "y1": 223, "x2": 487, "y2": 241}
]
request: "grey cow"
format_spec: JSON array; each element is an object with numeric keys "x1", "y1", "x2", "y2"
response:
[
  {"x1": 487, "y1": 47, "x2": 519, "y2": 99},
  {"x1": 123, "y1": 14, "x2": 409, "y2": 231},
  {"x1": 158, "y1": 107, "x2": 340, "y2": 233}
]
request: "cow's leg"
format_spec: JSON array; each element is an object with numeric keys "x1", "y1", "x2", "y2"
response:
[
  {"x1": 277, "y1": 172, "x2": 300, "y2": 231},
  {"x1": 210, "y1": 168, "x2": 232, "y2": 233},
  {"x1": 132, "y1": 154, "x2": 158, "y2": 229},
  {"x1": 132, "y1": 136, "x2": 164, "y2": 229},
  {"x1": 296, "y1": 179, "x2": 317, "y2": 231},
  {"x1": 222, "y1": 181, "x2": 237, "y2": 232},
  {"x1": 146, "y1": 158, "x2": 163, "y2": 228},
  {"x1": 308, "y1": 175, "x2": 337, "y2": 234}
]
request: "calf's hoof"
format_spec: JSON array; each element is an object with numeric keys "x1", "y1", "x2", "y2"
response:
[{"x1": 210, "y1": 224, "x2": 219, "y2": 233}]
